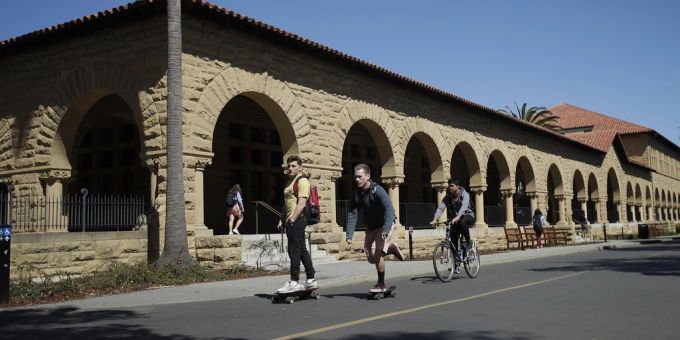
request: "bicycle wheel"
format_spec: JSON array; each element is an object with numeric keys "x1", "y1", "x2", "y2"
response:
[
  {"x1": 432, "y1": 241, "x2": 455, "y2": 282},
  {"x1": 464, "y1": 241, "x2": 480, "y2": 278}
]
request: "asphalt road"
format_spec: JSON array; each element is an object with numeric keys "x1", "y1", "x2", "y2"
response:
[{"x1": 2, "y1": 241, "x2": 679, "y2": 340}]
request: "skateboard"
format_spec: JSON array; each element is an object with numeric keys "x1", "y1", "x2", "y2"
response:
[
  {"x1": 367, "y1": 285, "x2": 396, "y2": 300},
  {"x1": 272, "y1": 287, "x2": 320, "y2": 304}
]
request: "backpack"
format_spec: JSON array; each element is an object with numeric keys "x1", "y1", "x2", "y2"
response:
[
  {"x1": 532, "y1": 215, "x2": 543, "y2": 230},
  {"x1": 225, "y1": 192, "x2": 237, "y2": 207},
  {"x1": 293, "y1": 176, "x2": 320, "y2": 225}
]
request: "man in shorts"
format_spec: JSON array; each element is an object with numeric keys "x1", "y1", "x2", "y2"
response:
[{"x1": 345, "y1": 164, "x2": 404, "y2": 293}]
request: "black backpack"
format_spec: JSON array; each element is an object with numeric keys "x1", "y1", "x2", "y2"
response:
[
  {"x1": 225, "y1": 192, "x2": 237, "y2": 207},
  {"x1": 532, "y1": 215, "x2": 543, "y2": 230}
]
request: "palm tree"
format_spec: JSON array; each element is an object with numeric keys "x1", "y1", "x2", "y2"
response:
[
  {"x1": 500, "y1": 102, "x2": 561, "y2": 132},
  {"x1": 157, "y1": 0, "x2": 193, "y2": 266}
]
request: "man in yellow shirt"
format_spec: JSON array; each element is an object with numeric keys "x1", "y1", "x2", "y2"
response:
[{"x1": 276, "y1": 155, "x2": 317, "y2": 293}]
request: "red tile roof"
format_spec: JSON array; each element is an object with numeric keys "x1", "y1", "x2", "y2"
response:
[
  {"x1": 550, "y1": 103, "x2": 654, "y2": 152},
  {"x1": 0, "y1": 0, "x2": 604, "y2": 153}
]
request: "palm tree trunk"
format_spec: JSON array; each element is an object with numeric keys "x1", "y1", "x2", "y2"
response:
[{"x1": 157, "y1": 0, "x2": 193, "y2": 266}]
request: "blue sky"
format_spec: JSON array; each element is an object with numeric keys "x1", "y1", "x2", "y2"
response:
[{"x1": 1, "y1": 1, "x2": 678, "y2": 143}]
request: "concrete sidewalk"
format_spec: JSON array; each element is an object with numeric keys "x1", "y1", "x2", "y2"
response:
[{"x1": 16, "y1": 238, "x2": 664, "y2": 311}]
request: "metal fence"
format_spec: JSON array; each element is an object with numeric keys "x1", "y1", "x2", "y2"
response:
[
  {"x1": 514, "y1": 206, "x2": 532, "y2": 225},
  {"x1": 399, "y1": 202, "x2": 436, "y2": 229},
  {"x1": 485, "y1": 206, "x2": 505, "y2": 227},
  {"x1": 0, "y1": 194, "x2": 148, "y2": 233}
]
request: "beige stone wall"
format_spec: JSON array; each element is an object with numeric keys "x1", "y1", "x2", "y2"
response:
[
  {"x1": 1, "y1": 13, "x2": 679, "y2": 274},
  {"x1": 10, "y1": 231, "x2": 147, "y2": 279}
]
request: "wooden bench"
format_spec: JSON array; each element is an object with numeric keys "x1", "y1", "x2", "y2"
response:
[
  {"x1": 520, "y1": 227, "x2": 537, "y2": 248},
  {"x1": 649, "y1": 225, "x2": 663, "y2": 238},
  {"x1": 503, "y1": 226, "x2": 525, "y2": 250},
  {"x1": 545, "y1": 226, "x2": 569, "y2": 246}
]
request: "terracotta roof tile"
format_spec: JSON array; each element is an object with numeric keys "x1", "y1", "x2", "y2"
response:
[{"x1": 550, "y1": 103, "x2": 655, "y2": 151}]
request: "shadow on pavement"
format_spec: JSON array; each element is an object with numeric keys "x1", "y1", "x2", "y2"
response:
[
  {"x1": 332, "y1": 329, "x2": 535, "y2": 340},
  {"x1": 532, "y1": 243, "x2": 680, "y2": 277},
  {"x1": 321, "y1": 292, "x2": 368, "y2": 300},
  {"x1": 0, "y1": 306, "x2": 227, "y2": 340},
  {"x1": 410, "y1": 275, "x2": 444, "y2": 284}
]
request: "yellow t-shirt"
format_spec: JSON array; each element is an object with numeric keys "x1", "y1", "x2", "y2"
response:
[{"x1": 284, "y1": 174, "x2": 310, "y2": 220}]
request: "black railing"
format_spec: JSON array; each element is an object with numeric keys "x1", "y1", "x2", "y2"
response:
[
  {"x1": 485, "y1": 206, "x2": 505, "y2": 227},
  {"x1": 399, "y1": 202, "x2": 436, "y2": 229},
  {"x1": 336, "y1": 200, "x2": 366, "y2": 230},
  {"x1": 514, "y1": 207, "x2": 531, "y2": 225},
  {"x1": 1, "y1": 194, "x2": 147, "y2": 233}
]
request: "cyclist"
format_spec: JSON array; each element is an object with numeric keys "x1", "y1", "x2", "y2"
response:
[{"x1": 430, "y1": 178, "x2": 475, "y2": 272}]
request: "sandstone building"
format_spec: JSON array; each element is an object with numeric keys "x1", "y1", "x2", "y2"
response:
[{"x1": 1, "y1": 1, "x2": 678, "y2": 274}]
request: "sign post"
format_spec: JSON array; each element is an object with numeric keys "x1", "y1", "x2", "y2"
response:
[{"x1": 0, "y1": 224, "x2": 10, "y2": 304}]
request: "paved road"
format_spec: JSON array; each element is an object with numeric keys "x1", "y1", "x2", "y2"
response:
[{"x1": 2, "y1": 240, "x2": 679, "y2": 339}]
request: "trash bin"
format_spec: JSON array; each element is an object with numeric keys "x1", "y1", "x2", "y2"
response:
[{"x1": 638, "y1": 223, "x2": 649, "y2": 239}]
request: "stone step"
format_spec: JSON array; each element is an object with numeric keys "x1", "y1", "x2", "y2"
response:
[{"x1": 240, "y1": 234, "x2": 336, "y2": 269}]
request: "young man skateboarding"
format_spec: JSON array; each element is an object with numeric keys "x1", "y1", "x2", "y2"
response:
[
  {"x1": 345, "y1": 164, "x2": 404, "y2": 293},
  {"x1": 276, "y1": 155, "x2": 317, "y2": 293}
]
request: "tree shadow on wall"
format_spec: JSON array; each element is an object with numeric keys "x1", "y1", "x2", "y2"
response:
[{"x1": 0, "y1": 306, "x2": 230, "y2": 340}]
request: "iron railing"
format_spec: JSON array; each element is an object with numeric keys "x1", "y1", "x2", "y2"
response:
[
  {"x1": 514, "y1": 206, "x2": 532, "y2": 225},
  {"x1": 399, "y1": 202, "x2": 436, "y2": 229},
  {"x1": 485, "y1": 206, "x2": 505, "y2": 227},
  {"x1": 1, "y1": 194, "x2": 148, "y2": 233}
]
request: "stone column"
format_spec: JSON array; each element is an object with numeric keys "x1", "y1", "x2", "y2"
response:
[
  {"x1": 470, "y1": 186, "x2": 487, "y2": 229},
  {"x1": 645, "y1": 205, "x2": 653, "y2": 222},
  {"x1": 556, "y1": 195, "x2": 567, "y2": 226},
  {"x1": 636, "y1": 203, "x2": 645, "y2": 222},
  {"x1": 593, "y1": 199, "x2": 605, "y2": 224},
  {"x1": 502, "y1": 189, "x2": 516, "y2": 228},
  {"x1": 187, "y1": 155, "x2": 213, "y2": 236},
  {"x1": 578, "y1": 197, "x2": 588, "y2": 222},
  {"x1": 144, "y1": 158, "x2": 160, "y2": 205},
  {"x1": 527, "y1": 192, "x2": 539, "y2": 217},
  {"x1": 39, "y1": 170, "x2": 72, "y2": 232},
  {"x1": 613, "y1": 200, "x2": 622, "y2": 223},
  {"x1": 329, "y1": 172, "x2": 343, "y2": 225},
  {"x1": 431, "y1": 181, "x2": 448, "y2": 223},
  {"x1": 383, "y1": 176, "x2": 404, "y2": 224}
]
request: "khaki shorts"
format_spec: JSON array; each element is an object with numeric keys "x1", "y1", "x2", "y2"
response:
[{"x1": 364, "y1": 224, "x2": 395, "y2": 258}]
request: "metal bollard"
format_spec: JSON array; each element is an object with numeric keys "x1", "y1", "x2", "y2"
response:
[{"x1": 408, "y1": 226, "x2": 414, "y2": 261}]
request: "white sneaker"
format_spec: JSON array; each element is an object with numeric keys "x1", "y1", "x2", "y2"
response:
[
  {"x1": 233, "y1": 229, "x2": 240, "y2": 235},
  {"x1": 277, "y1": 281, "x2": 304, "y2": 294},
  {"x1": 304, "y1": 278, "x2": 318, "y2": 289}
]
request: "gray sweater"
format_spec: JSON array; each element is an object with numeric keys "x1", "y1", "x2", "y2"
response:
[{"x1": 345, "y1": 182, "x2": 396, "y2": 240}]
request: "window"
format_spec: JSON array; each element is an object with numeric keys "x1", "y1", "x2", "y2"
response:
[
  {"x1": 250, "y1": 127, "x2": 265, "y2": 143},
  {"x1": 229, "y1": 123, "x2": 244, "y2": 140},
  {"x1": 270, "y1": 129, "x2": 281, "y2": 145},
  {"x1": 251, "y1": 149, "x2": 265, "y2": 165},
  {"x1": 229, "y1": 147, "x2": 242, "y2": 162}
]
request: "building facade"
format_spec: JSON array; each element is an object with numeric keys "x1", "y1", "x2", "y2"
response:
[{"x1": 1, "y1": 1, "x2": 678, "y2": 274}]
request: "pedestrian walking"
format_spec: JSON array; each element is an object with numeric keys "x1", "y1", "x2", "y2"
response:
[{"x1": 226, "y1": 184, "x2": 244, "y2": 235}]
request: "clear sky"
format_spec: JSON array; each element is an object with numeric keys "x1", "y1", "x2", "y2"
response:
[{"x1": 1, "y1": 1, "x2": 678, "y2": 144}]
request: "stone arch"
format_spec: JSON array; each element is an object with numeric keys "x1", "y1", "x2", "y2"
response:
[
  {"x1": 572, "y1": 170, "x2": 586, "y2": 199},
  {"x1": 588, "y1": 173, "x2": 600, "y2": 201},
  {"x1": 547, "y1": 164, "x2": 564, "y2": 196},
  {"x1": 635, "y1": 183, "x2": 642, "y2": 205},
  {"x1": 450, "y1": 141, "x2": 483, "y2": 188},
  {"x1": 399, "y1": 120, "x2": 447, "y2": 183},
  {"x1": 515, "y1": 156, "x2": 536, "y2": 193},
  {"x1": 488, "y1": 150, "x2": 512, "y2": 191},
  {"x1": 627, "y1": 182, "x2": 635, "y2": 203},
  {"x1": 607, "y1": 168, "x2": 621, "y2": 202},
  {"x1": 336, "y1": 101, "x2": 400, "y2": 176},
  {"x1": 645, "y1": 186, "x2": 652, "y2": 205},
  {"x1": 190, "y1": 67, "x2": 310, "y2": 161},
  {"x1": 43, "y1": 62, "x2": 152, "y2": 168}
]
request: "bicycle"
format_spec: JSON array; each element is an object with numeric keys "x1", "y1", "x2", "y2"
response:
[{"x1": 432, "y1": 221, "x2": 480, "y2": 282}]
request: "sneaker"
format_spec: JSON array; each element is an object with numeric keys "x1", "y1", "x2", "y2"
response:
[
  {"x1": 304, "y1": 278, "x2": 318, "y2": 289},
  {"x1": 388, "y1": 243, "x2": 405, "y2": 261},
  {"x1": 233, "y1": 229, "x2": 240, "y2": 235},
  {"x1": 454, "y1": 267, "x2": 460, "y2": 274},
  {"x1": 369, "y1": 283, "x2": 387, "y2": 293},
  {"x1": 277, "y1": 281, "x2": 304, "y2": 294},
  {"x1": 228, "y1": 231, "x2": 234, "y2": 235}
]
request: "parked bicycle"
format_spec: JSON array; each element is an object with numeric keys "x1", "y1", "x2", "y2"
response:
[{"x1": 432, "y1": 221, "x2": 480, "y2": 282}]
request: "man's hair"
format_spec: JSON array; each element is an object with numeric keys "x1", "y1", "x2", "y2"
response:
[
  {"x1": 286, "y1": 154, "x2": 302, "y2": 165},
  {"x1": 354, "y1": 163, "x2": 371, "y2": 175},
  {"x1": 448, "y1": 178, "x2": 461, "y2": 186}
]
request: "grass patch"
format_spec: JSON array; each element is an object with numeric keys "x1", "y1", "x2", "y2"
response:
[{"x1": 5, "y1": 261, "x2": 285, "y2": 308}]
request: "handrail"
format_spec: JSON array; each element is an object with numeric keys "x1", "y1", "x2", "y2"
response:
[{"x1": 251, "y1": 201, "x2": 281, "y2": 218}]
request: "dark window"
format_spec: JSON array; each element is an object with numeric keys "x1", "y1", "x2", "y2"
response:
[
  {"x1": 97, "y1": 151, "x2": 114, "y2": 168},
  {"x1": 229, "y1": 123, "x2": 244, "y2": 140},
  {"x1": 270, "y1": 151, "x2": 283, "y2": 167},
  {"x1": 351, "y1": 144, "x2": 361, "y2": 158},
  {"x1": 250, "y1": 127, "x2": 265, "y2": 143},
  {"x1": 96, "y1": 127, "x2": 114, "y2": 145},
  {"x1": 366, "y1": 147, "x2": 377, "y2": 160},
  {"x1": 121, "y1": 148, "x2": 136, "y2": 164},
  {"x1": 78, "y1": 154, "x2": 92, "y2": 170},
  {"x1": 251, "y1": 149, "x2": 265, "y2": 165},
  {"x1": 80, "y1": 132, "x2": 93, "y2": 147},
  {"x1": 119, "y1": 124, "x2": 136, "y2": 142},
  {"x1": 229, "y1": 147, "x2": 242, "y2": 162},
  {"x1": 270, "y1": 129, "x2": 281, "y2": 145}
]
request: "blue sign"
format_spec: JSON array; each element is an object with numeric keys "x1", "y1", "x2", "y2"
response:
[{"x1": 0, "y1": 225, "x2": 10, "y2": 239}]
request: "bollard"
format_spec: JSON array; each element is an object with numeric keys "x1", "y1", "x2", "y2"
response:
[
  {"x1": 408, "y1": 226, "x2": 414, "y2": 261},
  {"x1": 0, "y1": 225, "x2": 11, "y2": 304}
]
